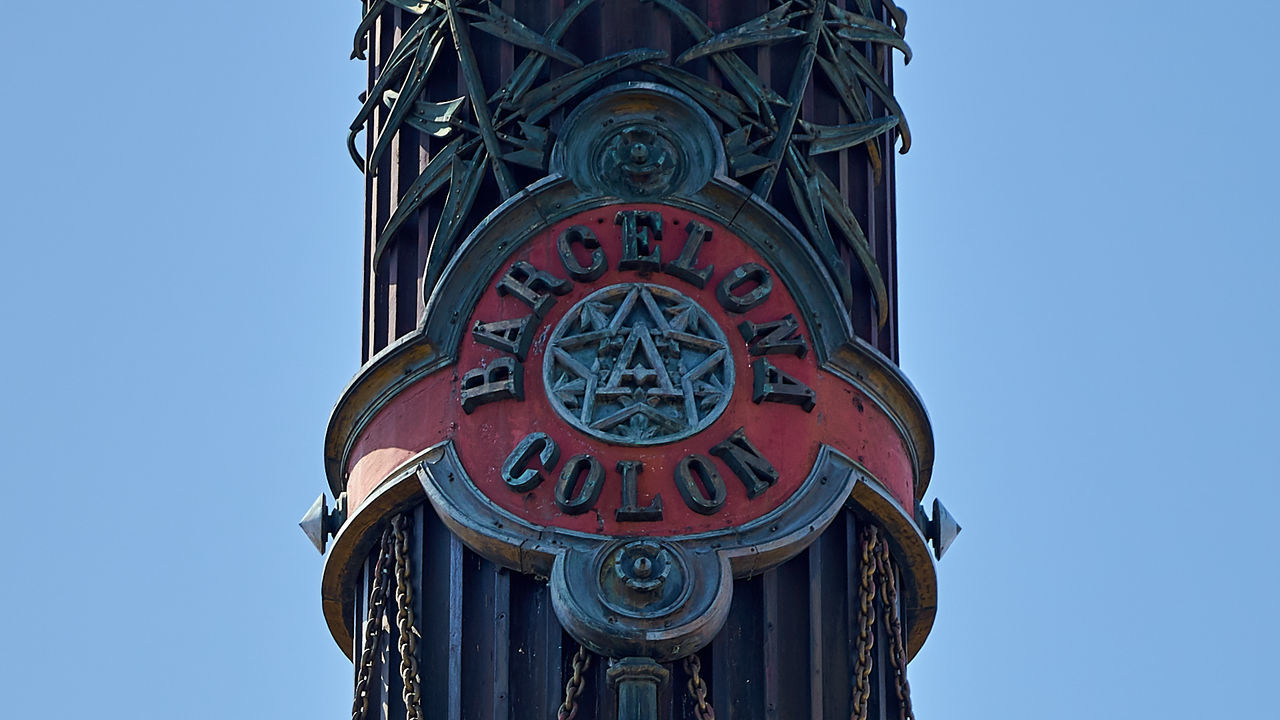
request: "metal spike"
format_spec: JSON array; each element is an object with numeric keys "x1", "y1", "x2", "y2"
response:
[
  {"x1": 299, "y1": 494, "x2": 329, "y2": 554},
  {"x1": 300, "y1": 493, "x2": 348, "y2": 555},
  {"x1": 925, "y1": 498, "x2": 962, "y2": 560}
]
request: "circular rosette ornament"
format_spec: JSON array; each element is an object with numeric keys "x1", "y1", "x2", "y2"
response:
[
  {"x1": 600, "y1": 126, "x2": 679, "y2": 197},
  {"x1": 601, "y1": 541, "x2": 685, "y2": 615},
  {"x1": 544, "y1": 283, "x2": 734, "y2": 446}
]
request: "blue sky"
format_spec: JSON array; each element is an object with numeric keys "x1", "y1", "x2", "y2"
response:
[{"x1": 1, "y1": 1, "x2": 1276, "y2": 717}]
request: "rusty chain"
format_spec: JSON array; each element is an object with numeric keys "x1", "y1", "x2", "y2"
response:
[
  {"x1": 849, "y1": 523, "x2": 918, "y2": 720},
  {"x1": 683, "y1": 654, "x2": 715, "y2": 720},
  {"x1": 850, "y1": 525, "x2": 880, "y2": 720},
  {"x1": 557, "y1": 644, "x2": 593, "y2": 720},
  {"x1": 392, "y1": 514, "x2": 424, "y2": 720},
  {"x1": 877, "y1": 537, "x2": 915, "y2": 720},
  {"x1": 350, "y1": 514, "x2": 424, "y2": 720},
  {"x1": 352, "y1": 526, "x2": 393, "y2": 720},
  {"x1": 356, "y1": 515, "x2": 914, "y2": 720}
]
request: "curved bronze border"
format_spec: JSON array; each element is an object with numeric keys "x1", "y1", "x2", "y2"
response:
[
  {"x1": 320, "y1": 455, "x2": 429, "y2": 661},
  {"x1": 848, "y1": 478, "x2": 938, "y2": 661},
  {"x1": 324, "y1": 179, "x2": 934, "y2": 503},
  {"x1": 321, "y1": 445, "x2": 938, "y2": 661}
]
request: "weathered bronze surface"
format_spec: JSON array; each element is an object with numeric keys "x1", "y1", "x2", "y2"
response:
[
  {"x1": 349, "y1": 0, "x2": 909, "y2": 326},
  {"x1": 312, "y1": 2, "x2": 956, "y2": 718},
  {"x1": 543, "y1": 282, "x2": 736, "y2": 445}
]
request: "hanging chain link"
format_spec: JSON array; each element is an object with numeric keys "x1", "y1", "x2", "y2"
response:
[
  {"x1": 350, "y1": 514, "x2": 424, "y2": 720},
  {"x1": 683, "y1": 654, "x2": 715, "y2": 720},
  {"x1": 850, "y1": 523, "x2": 918, "y2": 720},
  {"x1": 392, "y1": 514, "x2": 425, "y2": 720},
  {"x1": 850, "y1": 525, "x2": 880, "y2": 720},
  {"x1": 352, "y1": 526, "x2": 394, "y2": 720},
  {"x1": 877, "y1": 537, "x2": 915, "y2": 720},
  {"x1": 356, "y1": 516, "x2": 915, "y2": 720},
  {"x1": 557, "y1": 644, "x2": 593, "y2": 720}
]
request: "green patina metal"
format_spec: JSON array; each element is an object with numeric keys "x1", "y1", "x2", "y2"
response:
[
  {"x1": 350, "y1": 0, "x2": 911, "y2": 328},
  {"x1": 674, "y1": 3, "x2": 808, "y2": 65}
]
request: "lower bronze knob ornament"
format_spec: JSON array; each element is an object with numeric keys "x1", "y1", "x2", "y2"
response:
[{"x1": 608, "y1": 542, "x2": 678, "y2": 600}]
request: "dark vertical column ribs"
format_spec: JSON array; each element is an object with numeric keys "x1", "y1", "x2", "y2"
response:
[
  {"x1": 370, "y1": 7, "x2": 392, "y2": 358},
  {"x1": 384, "y1": 9, "x2": 403, "y2": 348},
  {"x1": 776, "y1": 555, "x2": 812, "y2": 718},
  {"x1": 419, "y1": 510, "x2": 453, "y2": 718},
  {"x1": 461, "y1": 550, "x2": 491, "y2": 719},
  {"x1": 761, "y1": 568, "x2": 780, "y2": 719},
  {"x1": 491, "y1": 567, "x2": 512, "y2": 720},
  {"x1": 818, "y1": 517, "x2": 852, "y2": 717},
  {"x1": 508, "y1": 571, "x2": 563, "y2": 715},
  {"x1": 808, "y1": 539, "x2": 826, "y2": 720},
  {"x1": 446, "y1": 535, "x2": 464, "y2": 720},
  {"x1": 878, "y1": 0, "x2": 901, "y2": 360},
  {"x1": 711, "y1": 575, "x2": 765, "y2": 719}
]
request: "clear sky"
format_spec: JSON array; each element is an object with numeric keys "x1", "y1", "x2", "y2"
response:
[{"x1": 1, "y1": 1, "x2": 1276, "y2": 718}]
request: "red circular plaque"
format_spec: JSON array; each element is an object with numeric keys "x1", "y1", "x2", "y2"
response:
[{"x1": 453, "y1": 203, "x2": 826, "y2": 536}]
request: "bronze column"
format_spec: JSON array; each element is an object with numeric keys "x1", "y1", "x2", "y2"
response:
[{"x1": 303, "y1": 2, "x2": 958, "y2": 718}]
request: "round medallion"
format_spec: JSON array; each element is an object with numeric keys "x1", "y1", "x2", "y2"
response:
[
  {"x1": 597, "y1": 540, "x2": 689, "y2": 619},
  {"x1": 599, "y1": 125, "x2": 680, "y2": 197},
  {"x1": 543, "y1": 283, "x2": 734, "y2": 446},
  {"x1": 551, "y1": 84, "x2": 722, "y2": 199}
]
